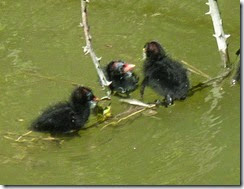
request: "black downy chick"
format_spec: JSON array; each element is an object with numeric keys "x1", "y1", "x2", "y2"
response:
[
  {"x1": 30, "y1": 86, "x2": 98, "y2": 134},
  {"x1": 106, "y1": 60, "x2": 139, "y2": 97},
  {"x1": 232, "y1": 48, "x2": 241, "y2": 85},
  {"x1": 141, "y1": 41, "x2": 190, "y2": 107}
]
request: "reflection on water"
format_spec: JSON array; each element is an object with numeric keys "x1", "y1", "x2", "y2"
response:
[
  {"x1": 191, "y1": 84, "x2": 226, "y2": 183},
  {"x1": 201, "y1": 83, "x2": 224, "y2": 130},
  {"x1": 204, "y1": 83, "x2": 224, "y2": 114}
]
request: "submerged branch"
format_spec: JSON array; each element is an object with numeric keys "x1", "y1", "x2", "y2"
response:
[
  {"x1": 4, "y1": 131, "x2": 64, "y2": 144},
  {"x1": 189, "y1": 69, "x2": 231, "y2": 94},
  {"x1": 15, "y1": 131, "x2": 32, "y2": 141}
]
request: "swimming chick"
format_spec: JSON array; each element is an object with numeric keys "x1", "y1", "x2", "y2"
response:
[{"x1": 30, "y1": 86, "x2": 99, "y2": 134}]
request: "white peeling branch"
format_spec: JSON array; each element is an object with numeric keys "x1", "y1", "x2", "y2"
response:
[
  {"x1": 206, "y1": 0, "x2": 230, "y2": 68},
  {"x1": 120, "y1": 99, "x2": 156, "y2": 108},
  {"x1": 80, "y1": 0, "x2": 112, "y2": 90}
]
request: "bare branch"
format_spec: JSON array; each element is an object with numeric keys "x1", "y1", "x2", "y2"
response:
[
  {"x1": 80, "y1": 0, "x2": 112, "y2": 94},
  {"x1": 206, "y1": 0, "x2": 230, "y2": 68},
  {"x1": 120, "y1": 99, "x2": 156, "y2": 108}
]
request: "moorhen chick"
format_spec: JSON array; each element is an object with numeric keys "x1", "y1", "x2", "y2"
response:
[
  {"x1": 232, "y1": 49, "x2": 240, "y2": 85},
  {"x1": 106, "y1": 60, "x2": 139, "y2": 96},
  {"x1": 30, "y1": 86, "x2": 99, "y2": 134},
  {"x1": 141, "y1": 41, "x2": 190, "y2": 107}
]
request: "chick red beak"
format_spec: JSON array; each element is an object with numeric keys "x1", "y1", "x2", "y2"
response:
[
  {"x1": 123, "y1": 64, "x2": 135, "y2": 72},
  {"x1": 93, "y1": 97, "x2": 100, "y2": 102}
]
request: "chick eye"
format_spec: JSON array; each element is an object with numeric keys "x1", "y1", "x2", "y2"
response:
[
  {"x1": 119, "y1": 65, "x2": 124, "y2": 72},
  {"x1": 114, "y1": 62, "x2": 124, "y2": 72},
  {"x1": 86, "y1": 91, "x2": 93, "y2": 101}
]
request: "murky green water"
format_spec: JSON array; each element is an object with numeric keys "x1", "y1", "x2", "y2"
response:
[{"x1": 0, "y1": 0, "x2": 240, "y2": 185}]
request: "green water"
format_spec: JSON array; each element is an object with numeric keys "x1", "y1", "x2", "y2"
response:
[{"x1": 0, "y1": 0, "x2": 240, "y2": 185}]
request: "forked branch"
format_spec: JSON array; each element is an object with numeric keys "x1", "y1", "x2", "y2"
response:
[{"x1": 80, "y1": 0, "x2": 111, "y2": 95}]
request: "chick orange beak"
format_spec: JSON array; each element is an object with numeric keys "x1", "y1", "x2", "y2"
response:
[
  {"x1": 93, "y1": 97, "x2": 100, "y2": 102},
  {"x1": 123, "y1": 64, "x2": 136, "y2": 72}
]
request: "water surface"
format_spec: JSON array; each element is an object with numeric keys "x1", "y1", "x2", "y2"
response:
[{"x1": 0, "y1": 0, "x2": 240, "y2": 185}]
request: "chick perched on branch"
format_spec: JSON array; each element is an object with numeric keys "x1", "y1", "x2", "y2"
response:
[
  {"x1": 106, "y1": 60, "x2": 139, "y2": 97},
  {"x1": 141, "y1": 41, "x2": 190, "y2": 107}
]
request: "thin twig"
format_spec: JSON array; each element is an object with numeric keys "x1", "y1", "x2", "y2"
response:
[
  {"x1": 120, "y1": 99, "x2": 156, "y2": 108},
  {"x1": 181, "y1": 60, "x2": 211, "y2": 79},
  {"x1": 4, "y1": 131, "x2": 64, "y2": 144},
  {"x1": 100, "y1": 107, "x2": 147, "y2": 130},
  {"x1": 80, "y1": 0, "x2": 111, "y2": 96},
  {"x1": 186, "y1": 67, "x2": 204, "y2": 77},
  {"x1": 15, "y1": 131, "x2": 32, "y2": 141},
  {"x1": 100, "y1": 102, "x2": 157, "y2": 130}
]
